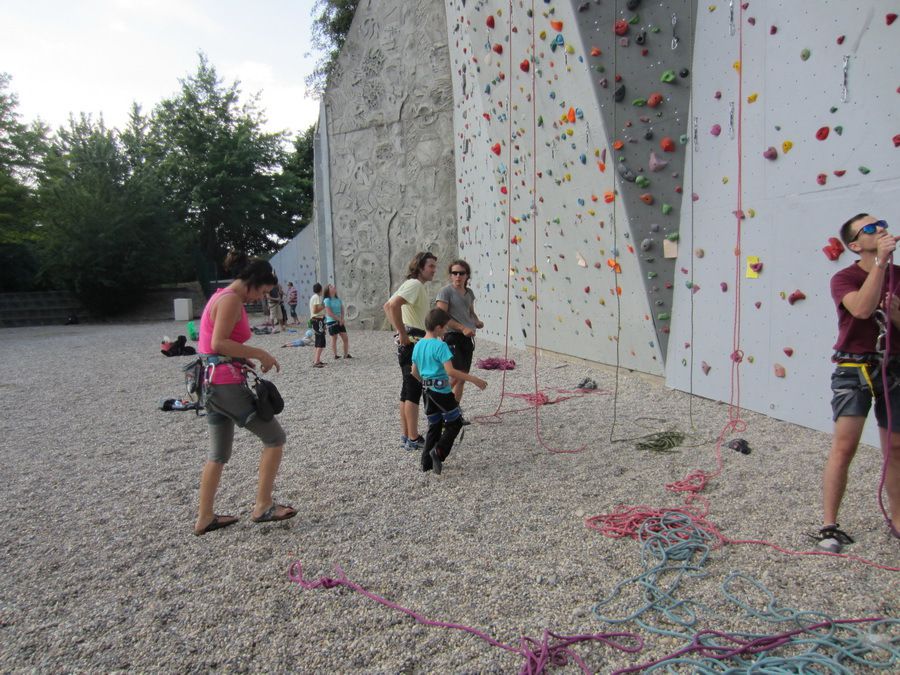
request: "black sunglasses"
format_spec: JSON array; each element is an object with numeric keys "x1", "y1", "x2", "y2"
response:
[
  {"x1": 450, "y1": 270, "x2": 468, "y2": 276},
  {"x1": 849, "y1": 220, "x2": 888, "y2": 243}
]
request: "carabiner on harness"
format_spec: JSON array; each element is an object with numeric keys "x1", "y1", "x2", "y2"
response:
[{"x1": 874, "y1": 309, "x2": 888, "y2": 356}]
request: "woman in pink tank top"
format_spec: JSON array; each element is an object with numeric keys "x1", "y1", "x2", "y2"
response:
[{"x1": 194, "y1": 251, "x2": 297, "y2": 536}]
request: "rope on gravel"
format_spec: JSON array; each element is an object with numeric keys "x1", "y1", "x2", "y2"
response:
[{"x1": 288, "y1": 560, "x2": 645, "y2": 675}]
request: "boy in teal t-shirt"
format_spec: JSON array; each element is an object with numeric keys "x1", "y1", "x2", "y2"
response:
[{"x1": 411, "y1": 308, "x2": 487, "y2": 475}]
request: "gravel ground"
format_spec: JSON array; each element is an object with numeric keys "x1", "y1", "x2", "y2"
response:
[{"x1": 0, "y1": 319, "x2": 897, "y2": 673}]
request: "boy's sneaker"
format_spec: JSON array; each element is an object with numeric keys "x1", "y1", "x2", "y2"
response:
[
  {"x1": 815, "y1": 525, "x2": 854, "y2": 553},
  {"x1": 405, "y1": 435, "x2": 425, "y2": 452},
  {"x1": 430, "y1": 448, "x2": 443, "y2": 475}
]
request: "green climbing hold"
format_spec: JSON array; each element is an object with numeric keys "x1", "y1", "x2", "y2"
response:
[
  {"x1": 662, "y1": 203, "x2": 673, "y2": 215},
  {"x1": 834, "y1": 125, "x2": 843, "y2": 135},
  {"x1": 666, "y1": 232, "x2": 679, "y2": 241},
  {"x1": 648, "y1": 271, "x2": 658, "y2": 279},
  {"x1": 657, "y1": 312, "x2": 670, "y2": 321},
  {"x1": 632, "y1": 98, "x2": 647, "y2": 107},
  {"x1": 800, "y1": 48, "x2": 811, "y2": 61},
  {"x1": 660, "y1": 70, "x2": 676, "y2": 83},
  {"x1": 635, "y1": 175, "x2": 650, "y2": 188},
  {"x1": 679, "y1": 134, "x2": 689, "y2": 145},
  {"x1": 537, "y1": 115, "x2": 544, "y2": 127},
  {"x1": 685, "y1": 280, "x2": 694, "y2": 289},
  {"x1": 859, "y1": 166, "x2": 871, "y2": 175},
  {"x1": 830, "y1": 106, "x2": 838, "y2": 113},
  {"x1": 650, "y1": 25, "x2": 661, "y2": 33},
  {"x1": 628, "y1": 14, "x2": 640, "y2": 24}
]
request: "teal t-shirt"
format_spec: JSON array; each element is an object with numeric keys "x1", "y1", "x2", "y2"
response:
[
  {"x1": 323, "y1": 297, "x2": 342, "y2": 324},
  {"x1": 411, "y1": 337, "x2": 453, "y2": 393}
]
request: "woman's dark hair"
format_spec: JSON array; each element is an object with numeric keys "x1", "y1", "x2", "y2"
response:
[
  {"x1": 425, "y1": 307, "x2": 451, "y2": 332},
  {"x1": 223, "y1": 251, "x2": 277, "y2": 289},
  {"x1": 406, "y1": 251, "x2": 437, "y2": 280},
  {"x1": 322, "y1": 285, "x2": 332, "y2": 299},
  {"x1": 448, "y1": 259, "x2": 471, "y2": 288}
]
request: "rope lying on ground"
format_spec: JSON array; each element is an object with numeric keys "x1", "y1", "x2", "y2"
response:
[{"x1": 288, "y1": 560, "x2": 644, "y2": 674}]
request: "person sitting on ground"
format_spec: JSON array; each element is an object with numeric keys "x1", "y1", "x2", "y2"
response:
[
  {"x1": 194, "y1": 251, "x2": 296, "y2": 535},
  {"x1": 411, "y1": 308, "x2": 487, "y2": 475},
  {"x1": 323, "y1": 283, "x2": 352, "y2": 359}
]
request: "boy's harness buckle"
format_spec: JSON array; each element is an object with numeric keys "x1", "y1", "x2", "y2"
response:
[{"x1": 422, "y1": 377, "x2": 448, "y2": 389}]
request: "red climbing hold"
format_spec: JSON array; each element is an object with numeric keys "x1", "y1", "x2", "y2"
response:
[
  {"x1": 486, "y1": 15, "x2": 495, "y2": 29},
  {"x1": 787, "y1": 290, "x2": 806, "y2": 305},
  {"x1": 833, "y1": 170, "x2": 846, "y2": 177},
  {"x1": 520, "y1": 59, "x2": 530, "y2": 72},
  {"x1": 585, "y1": 319, "x2": 592, "y2": 329},
  {"x1": 492, "y1": 43, "x2": 503, "y2": 54},
  {"x1": 817, "y1": 173, "x2": 827, "y2": 186},
  {"x1": 639, "y1": 193, "x2": 654, "y2": 205},
  {"x1": 823, "y1": 237, "x2": 844, "y2": 261},
  {"x1": 647, "y1": 92, "x2": 663, "y2": 108},
  {"x1": 491, "y1": 143, "x2": 501, "y2": 155},
  {"x1": 584, "y1": 286, "x2": 590, "y2": 294},
  {"x1": 550, "y1": 20, "x2": 563, "y2": 31},
  {"x1": 783, "y1": 347, "x2": 794, "y2": 357},
  {"x1": 660, "y1": 136, "x2": 676, "y2": 152},
  {"x1": 614, "y1": 19, "x2": 629, "y2": 35},
  {"x1": 887, "y1": 13, "x2": 897, "y2": 26},
  {"x1": 750, "y1": 262, "x2": 763, "y2": 273},
  {"x1": 500, "y1": 185, "x2": 508, "y2": 194},
  {"x1": 816, "y1": 126, "x2": 830, "y2": 141},
  {"x1": 591, "y1": 46, "x2": 602, "y2": 57},
  {"x1": 893, "y1": 133, "x2": 900, "y2": 147},
  {"x1": 836, "y1": 35, "x2": 845, "y2": 45}
]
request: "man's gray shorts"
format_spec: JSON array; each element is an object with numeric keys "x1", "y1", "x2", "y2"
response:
[{"x1": 831, "y1": 363, "x2": 900, "y2": 431}]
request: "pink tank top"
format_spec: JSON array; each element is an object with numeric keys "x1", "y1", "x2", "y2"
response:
[{"x1": 199, "y1": 288, "x2": 252, "y2": 384}]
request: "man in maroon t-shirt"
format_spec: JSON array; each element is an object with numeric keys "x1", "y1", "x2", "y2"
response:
[{"x1": 822, "y1": 213, "x2": 900, "y2": 553}]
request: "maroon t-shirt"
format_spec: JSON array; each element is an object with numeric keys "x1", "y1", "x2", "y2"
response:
[{"x1": 831, "y1": 262, "x2": 900, "y2": 355}]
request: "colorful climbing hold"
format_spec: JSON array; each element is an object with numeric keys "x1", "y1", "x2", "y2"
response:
[
  {"x1": 816, "y1": 126, "x2": 830, "y2": 141},
  {"x1": 783, "y1": 347, "x2": 794, "y2": 357},
  {"x1": 859, "y1": 166, "x2": 871, "y2": 175},
  {"x1": 774, "y1": 364, "x2": 786, "y2": 378},
  {"x1": 763, "y1": 146, "x2": 778, "y2": 160},
  {"x1": 781, "y1": 140, "x2": 793, "y2": 153},
  {"x1": 660, "y1": 137, "x2": 676, "y2": 152},
  {"x1": 817, "y1": 173, "x2": 827, "y2": 186},
  {"x1": 614, "y1": 19, "x2": 629, "y2": 35},
  {"x1": 710, "y1": 124, "x2": 722, "y2": 136},
  {"x1": 787, "y1": 290, "x2": 806, "y2": 305},
  {"x1": 492, "y1": 44, "x2": 503, "y2": 54},
  {"x1": 800, "y1": 48, "x2": 811, "y2": 61},
  {"x1": 520, "y1": 59, "x2": 530, "y2": 72},
  {"x1": 486, "y1": 15, "x2": 495, "y2": 29},
  {"x1": 491, "y1": 143, "x2": 501, "y2": 155},
  {"x1": 647, "y1": 92, "x2": 663, "y2": 108}
]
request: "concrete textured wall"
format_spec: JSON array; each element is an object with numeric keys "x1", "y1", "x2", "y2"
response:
[{"x1": 320, "y1": 0, "x2": 457, "y2": 329}]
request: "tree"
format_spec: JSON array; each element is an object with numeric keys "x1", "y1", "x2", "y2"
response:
[
  {"x1": 37, "y1": 115, "x2": 183, "y2": 314},
  {"x1": 305, "y1": 0, "x2": 360, "y2": 97},
  {"x1": 149, "y1": 54, "x2": 303, "y2": 281},
  {"x1": 0, "y1": 73, "x2": 49, "y2": 290},
  {"x1": 280, "y1": 124, "x2": 316, "y2": 233}
]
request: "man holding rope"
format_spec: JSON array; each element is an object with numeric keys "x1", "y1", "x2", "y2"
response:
[{"x1": 822, "y1": 213, "x2": 900, "y2": 552}]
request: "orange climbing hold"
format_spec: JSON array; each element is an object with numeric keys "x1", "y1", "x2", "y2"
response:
[
  {"x1": 550, "y1": 20, "x2": 563, "y2": 31},
  {"x1": 567, "y1": 107, "x2": 576, "y2": 123},
  {"x1": 591, "y1": 46, "x2": 602, "y2": 57},
  {"x1": 660, "y1": 137, "x2": 676, "y2": 152},
  {"x1": 603, "y1": 191, "x2": 615, "y2": 203},
  {"x1": 607, "y1": 259, "x2": 621, "y2": 273},
  {"x1": 597, "y1": 161, "x2": 606, "y2": 172},
  {"x1": 613, "y1": 139, "x2": 624, "y2": 150}
]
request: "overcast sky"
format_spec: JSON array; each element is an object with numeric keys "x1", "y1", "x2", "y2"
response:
[{"x1": 1, "y1": 0, "x2": 323, "y2": 138}]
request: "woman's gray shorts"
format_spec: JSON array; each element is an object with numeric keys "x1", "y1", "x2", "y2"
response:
[{"x1": 205, "y1": 383, "x2": 287, "y2": 463}]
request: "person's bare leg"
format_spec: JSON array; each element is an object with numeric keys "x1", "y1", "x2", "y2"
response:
[
  {"x1": 195, "y1": 460, "x2": 227, "y2": 532},
  {"x1": 331, "y1": 334, "x2": 338, "y2": 358},
  {"x1": 403, "y1": 401, "x2": 420, "y2": 440},
  {"x1": 823, "y1": 416, "x2": 865, "y2": 526},
  {"x1": 341, "y1": 332, "x2": 350, "y2": 357},
  {"x1": 251, "y1": 445, "x2": 293, "y2": 519},
  {"x1": 452, "y1": 378, "x2": 466, "y2": 404},
  {"x1": 878, "y1": 428, "x2": 900, "y2": 532},
  {"x1": 399, "y1": 402, "x2": 410, "y2": 439}
]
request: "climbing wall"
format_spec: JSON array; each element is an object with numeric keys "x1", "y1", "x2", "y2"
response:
[
  {"x1": 447, "y1": 0, "x2": 699, "y2": 373},
  {"x1": 321, "y1": 0, "x2": 457, "y2": 329},
  {"x1": 665, "y1": 1, "x2": 900, "y2": 442},
  {"x1": 269, "y1": 223, "x2": 319, "y2": 309}
]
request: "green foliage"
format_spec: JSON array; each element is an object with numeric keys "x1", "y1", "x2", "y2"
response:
[
  {"x1": 0, "y1": 73, "x2": 49, "y2": 290},
  {"x1": 281, "y1": 125, "x2": 316, "y2": 233},
  {"x1": 37, "y1": 115, "x2": 185, "y2": 314},
  {"x1": 148, "y1": 54, "x2": 305, "y2": 277},
  {"x1": 305, "y1": 0, "x2": 360, "y2": 97}
]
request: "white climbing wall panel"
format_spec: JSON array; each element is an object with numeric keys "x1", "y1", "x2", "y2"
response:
[{"x1": 667, "y1": 1, "x2": 900, "y2": 444}]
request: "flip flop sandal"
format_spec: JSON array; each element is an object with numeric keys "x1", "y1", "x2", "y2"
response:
[
  {"x1": 194, "y1": 514, "x2": 238, "y2": 536},
  {"x1": 252, "y1": 504, "x2": 297, "y2": 523}
]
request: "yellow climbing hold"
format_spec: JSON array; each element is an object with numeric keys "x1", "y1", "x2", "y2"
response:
[
  {"x1": 747, "y1": 93, "x2": 758, "y2": 103},
  {"x1": 722, "y1": 176, "x2": 730, "y2": 184},
  {"x1": 733, "y1": 61, "x2": 741, "y2": 72},
  {"x1": 747, "y1": 208, "x2": 756, "y2": 218},
  {"x1": 708, "y1": 5, "x2": 717, "y2": 11},
  {"x1": 782, "y1": 140, "x2": 793, "y2": 153}
]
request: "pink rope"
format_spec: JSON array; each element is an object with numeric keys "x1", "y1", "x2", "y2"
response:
[{"x1": 288, "y1": 561, "x2": 644, "y2": 674}]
